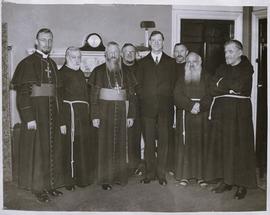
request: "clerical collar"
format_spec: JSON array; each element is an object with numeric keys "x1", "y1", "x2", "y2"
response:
[
  {"x1": 36, "y1": 50, "x2": 49, "y2": 59},
  {"x1": 151, "y1": 52, "x2": 162, "y2": 63}
]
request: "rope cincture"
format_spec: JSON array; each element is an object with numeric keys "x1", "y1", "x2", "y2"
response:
[
  {"x1": 208, "y1": 94, "x2": 251, "y2": 120},
  {"x1": 63, "y1": 100, "x2": 89, "y2": 178}
]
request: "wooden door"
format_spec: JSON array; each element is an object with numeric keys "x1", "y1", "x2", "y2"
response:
[{"x1": 181, "y1": 19, "x2": 234, "y2": 75}]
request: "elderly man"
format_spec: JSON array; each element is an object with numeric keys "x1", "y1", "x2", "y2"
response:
[
  {"x1": 206, "y1": 40, "x2": 257, "y2": 199},
  {"x1": 137, "y1": 31, "x2": 176, "y2": 185},
  {"x1": 59, "y1": 47, "x2": 94, "y2": 191},
  {"x1": 173, "y1": 52, "x2": 211, "y2": 187},
  {"x1": 11, "y1": 28, "x2": 66, "y2": 202},
  {"x1": 88, "y1": 41, "x2": 136, "y2": 190}
]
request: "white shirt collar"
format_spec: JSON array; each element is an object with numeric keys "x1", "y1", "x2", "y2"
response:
[
  {"x1": 36, "y1": 49, "x2": 49, "y2": 59},
  {"x1": 151, "y1": 52, "x2": 162, "y2": 63}
]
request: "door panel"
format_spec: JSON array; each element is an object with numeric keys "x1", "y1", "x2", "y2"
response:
[{"x1": 181, "y1": 19, "x2": 234, "y2": 75}]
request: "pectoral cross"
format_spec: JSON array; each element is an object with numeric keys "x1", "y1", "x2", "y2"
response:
[
  {"x1": 115, "y1": 82, "x2": 121, "y2": 94},
  {"x1": 45, "y1": 62, "x2": 52, "y2": 79}
]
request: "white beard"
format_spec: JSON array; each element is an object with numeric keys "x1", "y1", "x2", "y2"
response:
[
  {"x1": 184, "y1": 64, "x2": 201, "y2": 84},
  {"x1": 106, "y1": 58, "x2": 121, "y2": 72}
]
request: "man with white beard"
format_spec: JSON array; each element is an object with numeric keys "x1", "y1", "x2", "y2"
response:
[
  {"x1": 173, "y1": 52, "x2": 212, "y2": 187},
  {"x1": 88, "y1": 41, "x2": 136, "y2": 190}
]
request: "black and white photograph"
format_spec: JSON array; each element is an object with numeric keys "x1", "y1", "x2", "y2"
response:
[{"x1": 1, "y1": 0, "x2": 269, "y2": 214}]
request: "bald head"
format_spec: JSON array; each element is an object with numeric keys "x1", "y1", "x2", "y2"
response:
[
  {"x1": 186, "y1": 52, "x2": 202, "y2": 65},
  {"x1": 65, "y1": 46, "x2": 81, "y2": 71}
]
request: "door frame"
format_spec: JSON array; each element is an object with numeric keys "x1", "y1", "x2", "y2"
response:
[
  {"x1": 172, "y1": 6, "x2": 243, "y2": 53},
  {"x1": 251, "y1": 8, "x2": 267, "y2": 147}
]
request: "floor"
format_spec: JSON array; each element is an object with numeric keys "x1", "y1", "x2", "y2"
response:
[{"x1": 3, "y1": 173, "x2": 267, "y2": 212}]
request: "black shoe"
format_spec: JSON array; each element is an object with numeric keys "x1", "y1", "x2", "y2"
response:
[
  {"x1": 140, "y1": 178, "x2": 151, "y2": 184},
  {"x1": 212, "y1": 182, "x2": 232, "y2": 193},
  {"x1": 47, "y1": 189, "x2": 63, "y2": 197},
  {"x1": 65, "y1": 185, "x2": 76, "y2": 191},
  {"x1": 158, "y1": 178, "x2": 167, "y2": 186},
  {"x1": 234, "y1": 186, "x2": 247, "y2": 200},
  {"x1": 102, "y1": 184, "x2": 112, "y2": 190},
  {"x1": 35, "y1": 192, "x2": 50, "y2": 203}
]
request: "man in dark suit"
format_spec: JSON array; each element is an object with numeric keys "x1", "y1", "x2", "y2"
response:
[{"x1": 136, "y1": 30, "x2": 176, "y2": 185}]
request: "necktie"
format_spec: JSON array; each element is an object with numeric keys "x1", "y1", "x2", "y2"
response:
[{"x1": 155, "y1": 56, "x2": 159, "y2": 64}]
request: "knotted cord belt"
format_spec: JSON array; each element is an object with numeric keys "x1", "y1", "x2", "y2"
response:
[
  {"x1": 63, "y1": 100, "x2": 89, "y2": 178},
  {"x1": 208, "y1": 94, "x2": 250, "y2": 120},
  {"x1": 182, "y1": 98, "x2": 201, "y2": 145}
]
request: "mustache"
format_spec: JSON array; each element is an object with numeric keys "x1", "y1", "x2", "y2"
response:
[{"x1": 176, "y1": 55, "x2": 184, "y2": 59}]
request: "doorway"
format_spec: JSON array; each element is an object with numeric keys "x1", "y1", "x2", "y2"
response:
[
  {"x1": 180, "y1": 19, "x2": 234, "y2": 75},
  {"x1": 256, "y1": 18, "x2": 267, "y2": 178}
]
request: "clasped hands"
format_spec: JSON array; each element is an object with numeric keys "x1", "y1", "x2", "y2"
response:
[
  {"x1": 92, "y1": 118, "x2": 134, "y2": 128},
  {"x1": 190, "y1": 102, "x2": 200, "y2": 115}
]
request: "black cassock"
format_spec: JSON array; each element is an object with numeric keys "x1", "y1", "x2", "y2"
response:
[
  {"x1": 59, "y1": 65, "x2": 95, "y2": 187},
  {"x1": 205, "y1": 56, "x2": 257, "y2": 188},
  {"x1": 88, "y1": 63, "x2": 136, "y2": 185},
  {"x1": 11, "y1": 51, "x2": 65, "y2": 193},
  {"x1": 122, "y1": 62, "x2": 141, "y2": 172}
]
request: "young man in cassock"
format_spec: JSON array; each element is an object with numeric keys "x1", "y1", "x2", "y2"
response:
[
  {"x1": 136, "y1": 31, "x2": 176, "y2": 186},
  {"x1": 59, "y1": 47, "x2": 95, "y2": 191},
  {"x1": 121, "y1": 43, "x2": 144, "y2": 176},
  {"x1": 173, "y1": 43, "x2": 189, "y2": 80},
  {"x1": 173, "y1": 52, "x2": 212, "y2": 187},
  {"x1": 168, "y1": 43, "x2": 189, "y2": 176},
  {"x1": 11, "y1": 28, "x2": 66, "y2": 202},
  {"x1": 88, "y1": 41, "x2": 136, "y2": 190},
  {"x1": 205, "y1": 40, "x2": 257, "y2": 199}
]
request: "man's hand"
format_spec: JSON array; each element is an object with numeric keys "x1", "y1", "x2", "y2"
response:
[
  {"x1": 60, "y1": 125, "x2": 67, "y2": 135},
  {"x1": 92, "y1": 119, "x2": 100, "y2": 128},
  {"x1": 191, "y1": 102, "x2": 200, "y2": 114},
  {"x1": 127, "y1": 118, "x2": 134, "y2": 128},
  {"x1": 27, "y1": 120, "x2": 37, "y2": 130}
]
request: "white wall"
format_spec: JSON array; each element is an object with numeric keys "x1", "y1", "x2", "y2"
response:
[{"x1": 2, "y1": 3, "x2": 172, "y2": 125}]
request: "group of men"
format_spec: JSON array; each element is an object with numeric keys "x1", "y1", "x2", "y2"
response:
[{"x1": 12, "y1": 28, "x2": 257, "y2": 203}]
